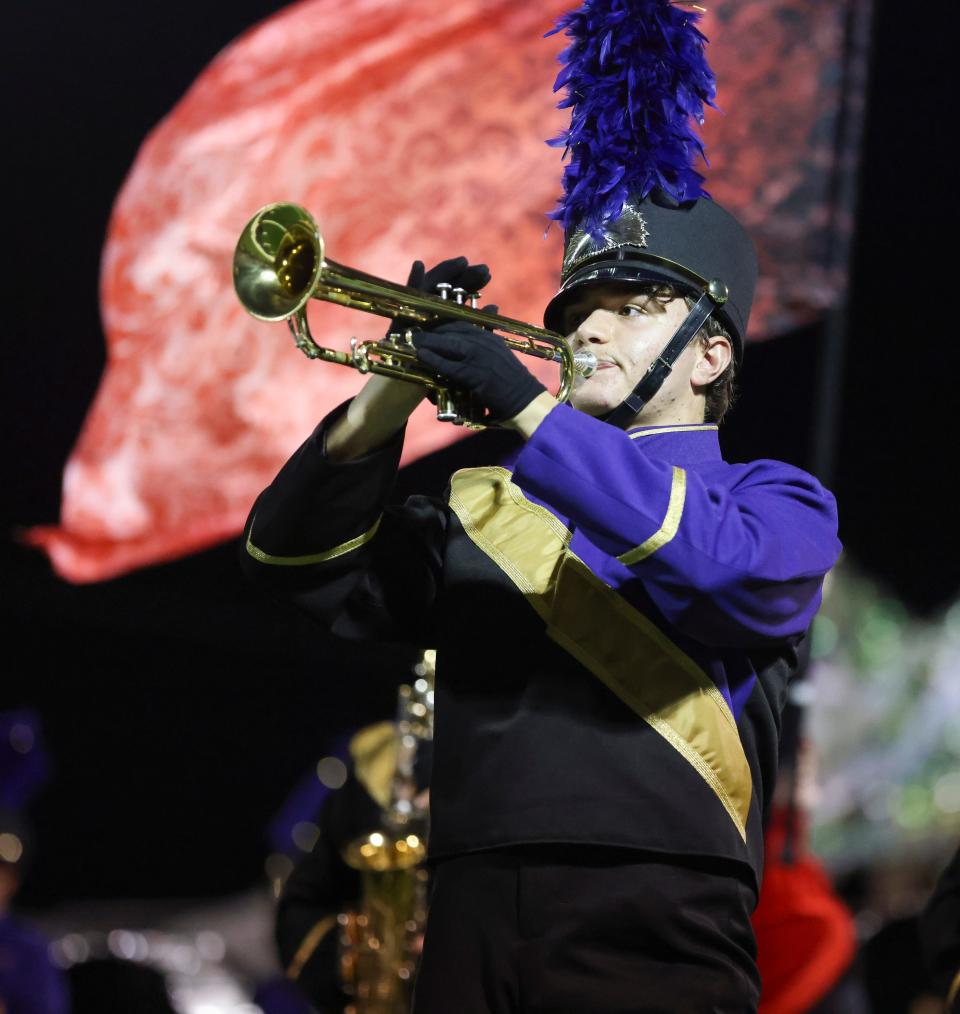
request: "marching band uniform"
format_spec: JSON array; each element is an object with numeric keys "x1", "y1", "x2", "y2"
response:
[
  {"x1": 0, "y1": 911, "x2": 70, "y2": 1014},
  {"x1": 241, "y1": 2, "x2": 842, "y2": 1008},
  {"x1": 0, "y1": 713, "x2": 69, "y2": 1014},
  {"x1": 276, "y1": 722, "x2": 429, "y2": 1010},
  {"x1": 242, "y1": 396, "x2": 839, "y2": 1010}
]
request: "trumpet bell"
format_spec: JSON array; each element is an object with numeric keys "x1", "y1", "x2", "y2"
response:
[{"x1": 233, "y1": 202, "x2": 325, "y2": 321}]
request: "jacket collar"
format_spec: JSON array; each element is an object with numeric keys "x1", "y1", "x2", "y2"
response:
[{"x1": 626, "y1": 423, "x2": 723, "y2": 464}]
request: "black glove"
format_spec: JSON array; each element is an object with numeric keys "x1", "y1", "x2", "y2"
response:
[
  {"x1": 388, "y1": 257, "x2": 491, "y2": 337},
  {"x1": 412, "y1": 321, "x2": 547, "y2": 422}
]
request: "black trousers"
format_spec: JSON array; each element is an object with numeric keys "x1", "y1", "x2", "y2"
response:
[{"x1": 412, "y1": 847, "x2": 760, "y2": 1014}]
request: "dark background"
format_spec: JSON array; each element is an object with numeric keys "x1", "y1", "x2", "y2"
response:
[{"x1": 2, "y1": 2, "x2": 953, "y2": 906}]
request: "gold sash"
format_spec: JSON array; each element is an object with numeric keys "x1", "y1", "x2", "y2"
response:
[{"x1": 448, "y1": 466, "x2": 752, "y2": 841}]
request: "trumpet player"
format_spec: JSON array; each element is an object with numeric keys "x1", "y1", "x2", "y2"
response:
[
  {"x1": 240, "y1": 1, "x2": 841, "y2": 1010},
  {"x1": 242, "y1": 217, "x2": 838, "y2": 1011}
]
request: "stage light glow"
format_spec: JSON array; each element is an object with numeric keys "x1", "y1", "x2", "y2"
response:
[
  {"x1": 196, "y1": 930, "x2": 227, "y2": 963},
  {"x1": 264, "y1": 851, "x2": 294, "y2": 897},
  {"x1": 107, "y1": 929, "x2": 139, "y2": 960},
  {"x1": 57, "y1": 933, "x2": 91, "y2": 964},
  {"x1": 0, "y1": 833, "x2": 22, "y2": 864},
  {"x1": 933, "y1": 772, "x2": 960, "y2": 814},
  {"x1": 317, "y1": 755, "x2": 348, "y2": 789},
  {"x1": 892, "y1": 784, "x2": 934, "y2": 830},
  {"x1": 292, "y1": 820, "x2": 320, "y2": 852}
]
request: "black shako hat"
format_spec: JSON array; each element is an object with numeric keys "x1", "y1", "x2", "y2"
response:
[
  {"x1": 543, "y1": 189, "x2": 758, "y2": 360},
  {"x1": 542, "y1": 0, "x2": 759, "y2": 384}
]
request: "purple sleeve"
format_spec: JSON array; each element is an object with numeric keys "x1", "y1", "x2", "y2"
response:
[{"x1": 511, "y1": 404, "x2": 841, "y2": 648}]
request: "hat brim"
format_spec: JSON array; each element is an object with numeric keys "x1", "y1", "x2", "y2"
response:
[{"x1": 544, "y1": 255, "x2": 744, "y2": 362}]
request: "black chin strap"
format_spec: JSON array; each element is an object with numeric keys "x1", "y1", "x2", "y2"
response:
[{"x1": 603, "y1": 279, "x2": 729, "y2": 430}]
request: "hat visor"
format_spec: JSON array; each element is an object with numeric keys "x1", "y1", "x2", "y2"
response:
[{"x1": 543, "y1": 259, "x2": 704, "y2": 334}]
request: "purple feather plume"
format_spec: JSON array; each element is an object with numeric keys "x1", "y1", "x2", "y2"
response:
[{"x1": 546, "y1": 0, "x2": 716, "y2": 238}]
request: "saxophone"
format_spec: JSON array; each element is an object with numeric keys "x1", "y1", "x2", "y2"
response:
[{"x1": 338, "y1": 652, "x2": 435, "y2": 1013}]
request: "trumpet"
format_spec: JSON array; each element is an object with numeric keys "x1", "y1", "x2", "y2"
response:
[{"x1": 233, "y1": 203, "x2": 596, "y2": 425}]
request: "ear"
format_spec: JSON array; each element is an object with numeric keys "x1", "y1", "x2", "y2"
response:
[{"x1": 691, "y1": 335, "x2": 732, "y2": 389}]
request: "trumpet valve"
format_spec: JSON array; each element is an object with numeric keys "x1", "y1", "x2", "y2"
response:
[
  {"x1": 350, "y1": 337, "x2": 370, "y2": 374},
  {"x1": 451, "y1": 287, "x2": 466, "y2": 305},
  {"x1": 435, "y1": 283, "x2": 452, "y2": 300},
  {"x1": 468, "y1": 292, "x2": 480, "y2": 308},
  {"x1": 385, "y1": 329, "x2": 411, "y2": 347},
  {"x1": 435, "y1": 389, "x2": 460, "y2": 423}
]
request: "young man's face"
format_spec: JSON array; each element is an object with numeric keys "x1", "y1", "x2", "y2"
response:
[{"x1": 561, "y1": 282, "x2": 726, "y2": 426}]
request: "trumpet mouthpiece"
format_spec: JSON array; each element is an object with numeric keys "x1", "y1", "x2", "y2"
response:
[{"x1": 573, "y1": 349, "x2": 597, "y2": 378}]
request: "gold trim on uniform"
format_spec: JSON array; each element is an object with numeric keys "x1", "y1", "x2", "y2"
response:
[
  {"x1": 245, "y1": 515, "x2": 382, "y2": 566},
  {"x1": 448, "y1": 466, "x2": 751, "y2": 841},
  {"x1": 286, "y1": 914, "x2": 339, "y2": 981},
  {"x1": 628, "y1": 423, "x2": 718, "y2": 440},
  {"x1": 617, "y1": 466, "x2": 686, "y2": 565}
]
